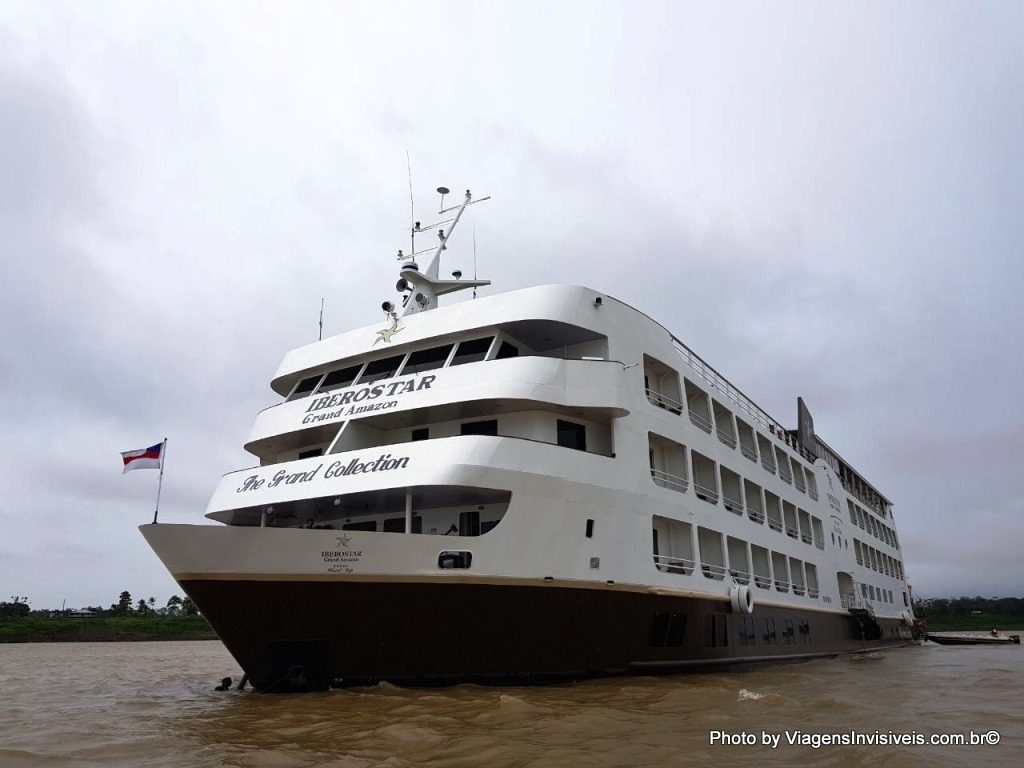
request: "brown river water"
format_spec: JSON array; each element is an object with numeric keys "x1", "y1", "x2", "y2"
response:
[{"x1": 0, "y1": 638, "x2": 1020, "y2": 768}]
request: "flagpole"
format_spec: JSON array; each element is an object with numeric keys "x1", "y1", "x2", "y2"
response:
[{"x1": 153, "y1": 437, "x2": 168, "y2": 524}]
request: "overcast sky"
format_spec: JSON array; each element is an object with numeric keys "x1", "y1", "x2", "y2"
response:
[{"x1": 1, "y1": 1, "x2": 1021, "y2": 609}]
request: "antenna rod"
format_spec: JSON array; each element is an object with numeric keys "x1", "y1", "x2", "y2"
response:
[
  {"x1": 319, "y1": 298, "x2": 324, "y2": 341},
  {"x1": 406, "y1": 151, "x2": 415, "y2": 257},
  {"x1": 473, "y1": 224, "x2": 478, "y2": 299}
]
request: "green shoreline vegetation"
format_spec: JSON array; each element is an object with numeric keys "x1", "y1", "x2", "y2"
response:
[
  {"x1": 0, "y1": 591, "x2": 216, "y2": 643},
  {"x1": 914, "y1": 597, "x2": 1024, "y2": 632}
]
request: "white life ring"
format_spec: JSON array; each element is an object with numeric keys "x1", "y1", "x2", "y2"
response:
[{"x1": 730, "y1": 584, "x2": 754, "y2": 614}]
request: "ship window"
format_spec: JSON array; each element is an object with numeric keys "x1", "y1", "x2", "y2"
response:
[
  {"x1": 461, "y1": 420, "x2": 498, "y2": 436},
  {"x1": 739, "y1": 616, "x2": 756, "y2": 646},
  {"x1": 459, "y1": 510, "x2": 481, "y2": 536},
  {"x1": 318, "y1": 365, "x2": 362, "y2": 393},
  {"x1": 342, "y1": 520, "x2": 376, "y2": 531},
  {"x1": 449, "y1": 336, "x2": 494, "y2": 366},
  {"x1": 384, "y1": 516, "x2": 422, "y2": 533},
  {"x1": 287, "y1": 375, "x2": 322, "y2": 401},
  {"x1": 763, "y1": 617, "x2": 777, "y2": 645},
  {"x1": 412, "y1": 428, "x2": 429, "y2": 441},
  {"x1": 648, "y1": 613, "x2": 687, "y2": 647},
  {"x1": 402, "y1": 344, "x2": 453, "y2": 374},
  {"x1": 495, "y1": 341, "x2": 519, "y2": 359},
  {"x1": 705, "y1": 614, "x2": 729, "y2": 648},
  {"x1": 556, "y1": 420, "x2": 587, "y2": 451},
  {"x1": 358, "y1": 355, "x2": 404, "y2": 384},
  {"x1": 586, "y1": 519, "x2": 594, "y2": 538},
  {"x1": 438, "y1": 550, "x2": 472, "y2": 569},
  {"x1": 298, "y1": 448, "x2": 323, "y2": 459}
]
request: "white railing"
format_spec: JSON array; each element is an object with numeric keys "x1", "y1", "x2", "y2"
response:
[
  {"x1": 761, "y1": 457, "x2": 776, "y2": 473},
  {"x1": 785, "y1": 525, "x2": 799, "y2": 539},
  {"x1": 694, "y1": 483, "x2": 719, "y2": 504},
  {"x1": 645, "y1": 389, "x2": 684, "y2": 415},
  {"x1": 807, "y1": 587, "x2": 819, "y2": 598},
  {"x1": 740, "y1": 444, "x2": 758, "y2": 462},
  {"x1": 653, "y1": 554, "x2": 695, "y2": 575},
  {"x1": 753, "y1": 574, "x2": 772, "y2": 589},
  {"x1": 774, "y1": 579, "x2": 790, "y2": 593},
  {"x1": 768, "y1": 517, "x2": 783, "y2": 532},
  {"x1": 794, "y1": 474, "x2": 806, "y2": 492},
  {"x1": 689, "y1": 410, "x2": 713, "y2": 434},
  {"x1": 779, "y1": 467, "x2": 793, "y2": 484},
  {"x1": 814, "y1": 538, "x2": 825, "y2": 550},
  {"x1": 723, "y1": 496, "x2": 743, "y2": 514},
  {"x1": 801, "y1": 532, "x2": 813, "y2": 545},
  {"x1": 747, "y1": 507, "x2": 765, "y2": 524},
  {"x1": 701, "y1": 562, "x2": 727, "y2": 580},
  {"x1": 729, "y1": 569, "x2": 751, "y2": 585},
  {"x1": 650, "y1": 468, "x2": 688, "y2": 493},
  {"x1": 793, "y1": 584, "x2": 806, "y2": 596},
  {"x1": 716, "y1": 429, "x2": 737, "y2": 448}
]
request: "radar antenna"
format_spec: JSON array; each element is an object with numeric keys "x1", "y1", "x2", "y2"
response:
[{"x1": 389, "y1": 185, "x2": 491, "y2": 316}]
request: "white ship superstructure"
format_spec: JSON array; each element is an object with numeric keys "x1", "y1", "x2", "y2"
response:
[{"x1": 143, "y1": 187, "x2": 916, "y2": 690}]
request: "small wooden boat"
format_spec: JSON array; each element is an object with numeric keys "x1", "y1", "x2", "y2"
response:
[{"x1": 926, "y1": 632, "x2": 1021, "y2": 646}]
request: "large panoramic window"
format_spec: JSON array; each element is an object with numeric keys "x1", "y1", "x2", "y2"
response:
[
  {"x1": 449, "y1": 337, "x2": 493, "y2": 366},
  {"x1": 287, "y1": 375, "x2": 323, "y2": 401},
  {"x1": 317, "y1": 364, "x2": 363, "y2": 393},
  {"x1": 401, "y1": 344, "x2": 453, "y2": 374},
  {"x1": 357, "y1": 355, "x2": 404, "y2": 384}
]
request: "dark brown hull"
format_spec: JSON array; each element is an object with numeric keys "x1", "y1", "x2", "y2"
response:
[{"x1": 182, "y1": 579, "x2": 915, "y2": 691}]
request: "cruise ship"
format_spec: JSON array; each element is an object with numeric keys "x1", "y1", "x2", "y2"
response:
[{"x1": 142, "y1": 188, "x2": 917, "y2": 691}]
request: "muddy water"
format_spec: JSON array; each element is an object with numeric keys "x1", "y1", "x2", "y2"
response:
[{"x1": 0, "y1": 639, "x2": 1020, "y2": 767}]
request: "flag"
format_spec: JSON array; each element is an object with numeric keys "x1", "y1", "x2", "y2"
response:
[{"x1": 121, "y1": 442, "x2": 164, "y2": 473}]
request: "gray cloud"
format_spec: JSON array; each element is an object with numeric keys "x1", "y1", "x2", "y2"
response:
[{"x1": 0, "y1": 2, "x2": 1021, "y2": 608}]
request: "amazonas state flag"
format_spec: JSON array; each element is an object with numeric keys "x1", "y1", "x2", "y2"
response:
[{"x1": 121, "y1": 443, "x2": 163, "y2": 473}]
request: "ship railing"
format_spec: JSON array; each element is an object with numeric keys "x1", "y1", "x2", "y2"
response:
[
  {"x1": 746, "y1": 506, "x2": 765, "y2": 524},
  {"x1": 653, "y1": 554, "x2": 695, "y2": 575},
  {"x1": 729, "y1": 568, "x2": 751, "y2": 585},
  {"x1": 716, "y1": 428, "x2": 737, "y2": 449},
  {"x1": 740, "y1": 444, "x2": 758, "y2": 462},
  {"x1": 723, "y1": 495, "x2": 743, "y2": 515},
  {"x1": 761, "y1": 457, "x2": 776, "y2": 474},
  {"x1": 792, "y1": 583, "x2": 806, "y2": 596},
  {"x1": 688, "y1": 411, "x2": 713, "y2": 434},
  {"x1": 779, "y1": 466, "x2": 793, "y2": 484},
  {"x1": 701, "y1": 562, "x2": 728, "y2": 580},
  {"x1": 808, "y1": 485, "x2": 818, "y2": 501},
  {"x1": 650, "y1": 468, "x2": 688, "y2": 493},
  {"x1": 753, "y1": 574, "x2": 772, "y2": 589},
  {"x1": 645, "y1": 388, "x2": 684, "y2": 415},
  {"x1": 774, "y1": 579, "x2": 791, "y2": 593},
  {"x1": 794, "y1": 474, "x2": 806, "y2": 492},
  {"x1": 800, "y1": 532, "x2": 813, "y2": 545},
  {"x1": 694, "y1": 483, "x2": 719, "y2": 504},
  {"x1": 814, "y1": 538, "x2": 825, "y2": 550},
  {"x1": 767, "y1": 517, "x2": 783, "y2": 532},
  {"x1": 671, "y1": 338, "x2": 789, "y2": 437},
  {"x1": 855, "y1": 554, "x2": 864, "y2": 566},
  {"x1": 807, "y1": 587, "x2": 820, "y2": 598},
  {"x1": 785, "y1": 524, "x2": 799, "y2": 540}
]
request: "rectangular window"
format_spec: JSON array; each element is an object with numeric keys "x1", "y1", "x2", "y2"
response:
[
  {"x1": 459, "y1": 510, "x2": 480, "y2": 537},
  {"x1": 495, "y1": 341, "x2": 519, "y2": 359},
  {"x1": 342, "y1": 520, "x2": 376, "y2": 531},
  {"x1": 556, "y1": 420, "x2": 587, "y2": 451},
  {"x1": 763, "y1": 617, "x2": 777, "y2": 645},
  {"x1": 461, "y1": 420, "x2": 497, "y2": 436},
  {"x1": 383, "y1": 516, "x2": 422, "y2": 533},
  {"x1": 401, "y1": 344, "x2": 453, "y2": 374},
  {"x1": 586, "y1": 519, "x2": 594, "y2": 538},
  {"x1": 357, "y1": 355, "x2": 404, "y2": 384},
  {"x1": 449, "y1": 337, "x2": 494, "y2": 366},
  {"x1": 317, "y1": 365, "x2": 362, "y2": 393},
  {"x1": 705, "y1": 614, "x2": 729, "y2": 647},
  {"x1": 287, "y1": 375, "x2": 322, "y2": 401},
  {"x1": 666, "y1": 614, "x2": 687, "y2": 647},
  {"x1": 411, "y1": 428, "x2": 429, "y2": 441}
]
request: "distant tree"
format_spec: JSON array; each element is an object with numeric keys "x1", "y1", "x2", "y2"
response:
[
  {"x1": 111, "y1": 590, "x2": 134, "y2": 617},
  {"x1": 181, "y1": 596, "x2": 199, "y2": 616},
  {"x1": 136, "y1": 598, "x2": 150, "y2": 616},
  {"x1": 165, "y1": 595, "x2": 183, "y2": 617},
  {"x1": 0, "y1": 601, "x2": 30, "y2": 618}
]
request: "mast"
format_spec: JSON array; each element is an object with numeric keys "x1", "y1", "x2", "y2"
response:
[{"x1": 388, "y1": 187, "x2": 491, "y2": 317}]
